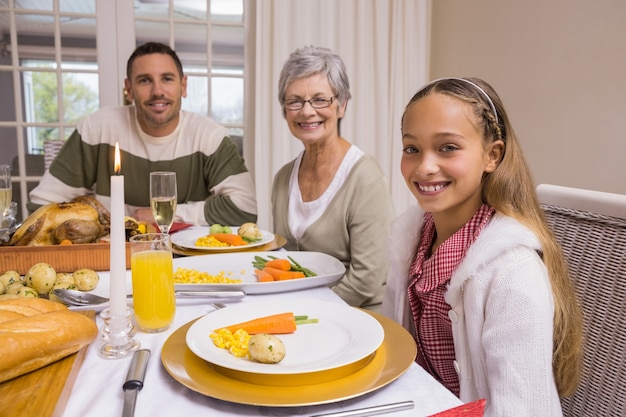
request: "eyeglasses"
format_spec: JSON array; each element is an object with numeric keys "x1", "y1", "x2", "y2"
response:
[{"x1": 284, "y1": 96, "x2": 338, "y2": 111}]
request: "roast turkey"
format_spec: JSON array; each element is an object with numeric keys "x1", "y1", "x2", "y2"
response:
[{"x1": 8, "y1": 196, "x2": 111, "y2": 246}]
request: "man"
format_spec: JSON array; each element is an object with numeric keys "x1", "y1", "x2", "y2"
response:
[{"x1": 29, "y1": 42, "x2": 257, "y2": 226}]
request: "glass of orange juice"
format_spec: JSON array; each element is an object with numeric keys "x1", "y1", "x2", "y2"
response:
[{"x1": 130, "y1": 233, "x2": 175, "y2": 332}]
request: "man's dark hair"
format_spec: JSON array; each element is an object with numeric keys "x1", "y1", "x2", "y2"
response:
[{"x1": 126, "y1": 42, "x2": 184, "y2": 79}]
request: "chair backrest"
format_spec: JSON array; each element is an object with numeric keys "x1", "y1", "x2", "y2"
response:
[
  {"x1": 537, "y1": 184, "x2": 626, "y2": 417},
  {"x1": 43, "y1": 139, "x2": 65, "y2": 170}
]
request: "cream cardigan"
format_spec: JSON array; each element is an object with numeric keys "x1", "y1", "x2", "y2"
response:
[
  {"x1": 272, "y1": 154, "x2": 394, "y2": 309},
  {"x1": 383, "y1": 205, "x2": 562, "y2": 416}
]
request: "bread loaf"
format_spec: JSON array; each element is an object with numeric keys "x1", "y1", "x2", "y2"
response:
[{"x1": 0, "y1": 298, "x2": 98, "y2": 383}]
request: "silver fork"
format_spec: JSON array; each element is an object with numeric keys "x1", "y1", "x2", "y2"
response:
[{"x1": 210, "y1": 302, "x2": 227, "y2": 310}]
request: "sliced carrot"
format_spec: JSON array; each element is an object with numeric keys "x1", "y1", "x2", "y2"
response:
[
  {"x1": 278, "y1": 271, "x2": 305, "y2": 281},
  {"x1": 210, "y1": 233, "x2": 248, "y2": 246},
  {"x1": 220, "y1": 312, "x2": 297, "y2": 334},
  {"x1": 265, "y1": 258, "x2": 291, "y2": 271},
  {"x1": 262, "y1": 266, "x2": 305, "y2": 281},
  {"x1": 254, "y1": 269, "x2": 274, "y2": 282}
]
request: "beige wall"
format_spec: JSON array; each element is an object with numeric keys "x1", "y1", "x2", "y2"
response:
[{"x1": 430, "y1": 0, "x2": 626, "y2": 195}]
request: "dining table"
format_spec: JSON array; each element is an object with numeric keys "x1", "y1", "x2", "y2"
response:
[{"x1": 61, "y1": 257, "x2": 463, "y2": 417}]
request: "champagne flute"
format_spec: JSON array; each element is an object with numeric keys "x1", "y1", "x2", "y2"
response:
[
  {"x1": 0, "y1": 165, "x2": 11, "y2": 224},
  {"x1": 150, "y1": 172, "x2": 177, "y2": 234}
]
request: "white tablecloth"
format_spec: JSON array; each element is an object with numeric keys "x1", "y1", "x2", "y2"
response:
[{"x1": 63, "y1": 283, "x2": 461, "y2": 417}]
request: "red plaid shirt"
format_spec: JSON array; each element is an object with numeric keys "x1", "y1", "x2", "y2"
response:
[{"x1": 408, "y1": 204, "x2": 495, "y2": 396}]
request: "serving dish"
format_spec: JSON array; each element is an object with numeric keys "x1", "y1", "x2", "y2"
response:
[
  {"x1": 171, "y1": 226, "x2": 274, "y2": 251},
  {"x1": 161, "y1": 309, "x2": 417, "y2": 406},
  {"x1": 0, "y1": 243, "x2": 130, "y2": 274},
  {"x1": 173, "y1": 251, "x2": 345, "y2": 295},
  {"x1": 186, "y1": 300, "x2": 384, "y2": 377}
]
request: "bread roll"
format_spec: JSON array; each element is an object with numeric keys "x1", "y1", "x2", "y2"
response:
[{"x1": 0, "y1": 298, "x2": 98, "y2": 383}]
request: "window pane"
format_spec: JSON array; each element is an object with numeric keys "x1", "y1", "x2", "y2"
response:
[
  {"x1": 135, "y1": 21, "x2": 170, "y2": 45},
  {"x1": 211, "y1": 24, "x2": 244, "y2": 66},
  {"x1": 15, "y1": 0, "x2": 52, "y2": 11},
  {"x1": 174, "y1": 0, "x2": 207, "y2": 21},
  {"x1": 0, "y1": 68, "x2": 15, "y2": 122},
  {"x1": 61, "y1": 17, "x2": 97, "y2": 62},
  {"x1": 28, "y1": 127, "x2": 60, "y2": 154},
  {"x1": 182, "y1": 74, "x2": 208, "y2": 116},
  {"x1": 134, "y1": 1, "x2": 169, "y2": 20},
  {"x1": 62, "y1": 71, "x2": 99, "y2": 123},
  {"x1": 22, "y1": 69, "x2": 58, "y2": 124},
  {"x1": 22, "y1": 58, "x2": 57, "y2": 69},
  {"x1": 14, "y1": 12, "x2": 54, "y2": 39},
  {"x1": 60, "y1": 0, "x2": 95, "y2": 14},
  {"x1": 175, "y1": 23, "x2": 207, "y2": 65},
  {"x1": 212, "y1": 76, "x2": 242, "y2": 125},
  {"x1": 62, "y1": 127, "x2": 74, "y2": 139},
  {"x1": 0, "y1": 127, "x2": 17, "y2": 167},
  {"x1": 211, "y1": 0, "x2": 242, "y2": 23}
]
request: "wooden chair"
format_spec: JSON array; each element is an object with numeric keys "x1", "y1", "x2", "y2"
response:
[{"x1": 537, "y1": 184, "x2": 626, "y2": 417}]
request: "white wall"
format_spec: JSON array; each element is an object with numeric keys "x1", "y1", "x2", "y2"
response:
[{"x1": 430, "y1": 0, "x2": 626, "y2": 195}]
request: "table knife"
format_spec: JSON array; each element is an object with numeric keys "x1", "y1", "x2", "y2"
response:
[
  {"x1": 310, "y1": 401, "x2": 415, "y2": 417},
  {"x1": 122, "y1": 349, "x2": 151, "y2": 417}
]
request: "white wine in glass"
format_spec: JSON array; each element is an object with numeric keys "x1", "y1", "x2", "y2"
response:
[
  {"x1": 0, "y1": 165, "x2": 11, "y2": 222},
  {"x1": 150, "y1": 172, "x2": 177, "y2": 234}
]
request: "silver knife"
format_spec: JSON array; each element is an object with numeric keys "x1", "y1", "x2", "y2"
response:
[
  {"x1": 122, "y1": 349, "x2": 151, "y2": 417},
  {"x1": 174, "y1": 290, "x2": 246, "y2": 299}
]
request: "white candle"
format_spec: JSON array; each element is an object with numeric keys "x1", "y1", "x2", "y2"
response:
[{"x1": 109, "y1": 142, "x2": 126, "y2": 316}]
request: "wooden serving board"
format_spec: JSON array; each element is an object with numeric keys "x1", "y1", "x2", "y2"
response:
[{"x1": 0, "y1": 310, "x2": 96, "y2": 417}]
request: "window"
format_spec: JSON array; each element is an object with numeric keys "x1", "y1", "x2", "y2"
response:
[
  {"x1": 22, "y1": 59, "x2": 99, "y2": 153},
  {"x1": 0, "y1": 0, "x2": 245, "y2": 222}
]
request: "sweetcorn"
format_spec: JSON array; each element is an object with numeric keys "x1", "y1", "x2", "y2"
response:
[
  {"x1": 210, "y1": 328, "x2": 250, "y2": 358},
  {"x1": 173, "y1": 267, "x2": 242, "y2": 284},
  {"x1": 195, "y1": 235, "x2": 229, "y2": 247}
]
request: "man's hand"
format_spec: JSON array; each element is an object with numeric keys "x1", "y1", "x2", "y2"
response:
[{"x1": 131, "y1": 207, "x2": 155, "y2": 223}]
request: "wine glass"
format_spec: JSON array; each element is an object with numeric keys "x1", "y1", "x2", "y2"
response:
[
  {"x1": 150, "y1": 172, "x2": 177, "y2": 234},
  {"x1": 0, "y1": 165, "x2": 11, "y2": 225}
]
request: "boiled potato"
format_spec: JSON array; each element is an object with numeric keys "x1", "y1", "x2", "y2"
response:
[
  {"x1": 52, "y1": 280, "x2": 78, "y2": 291},
  {"x1": 5, "y1": 282, "x2": 26, "y2": 295},
  {"x1": 15, "y1": 286, "x2": 38, "y2": 298},
  {"x1": 248, "y1": 333, "x2": 286, "y2": 364},
  {"x1": 73, "y1": 268, "x2": 99, "y2": 291},
  {"x1": 25, "y1": 263, "x2": 57, "y2": 295},
  {"x1": 238, "y1": 222, "x2": 262, "y2": 241},
  {"x1": 0, "y1": 271, "x2": 21, "y2": 288},
  {"x1": 55, "y1": 272, "x2": 75, "y2": 285}
]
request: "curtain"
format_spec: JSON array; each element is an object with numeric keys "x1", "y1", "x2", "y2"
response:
[{"x1": 246, "y1": 0, "x2": 431, "y2": 229}]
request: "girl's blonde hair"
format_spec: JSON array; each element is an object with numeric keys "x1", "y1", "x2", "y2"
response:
[{"x1": 404, "y1": 77, "x2": 582, "y2": 397}]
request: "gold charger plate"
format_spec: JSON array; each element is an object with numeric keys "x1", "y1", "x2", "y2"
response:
[
  {"x1": 172, "y1": 234, "x2": 286, "y2": 256},
  {"x1": 161, "y1": 310, "x2": 417, "y2": 407}
]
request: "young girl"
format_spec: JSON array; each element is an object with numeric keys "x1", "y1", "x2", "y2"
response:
[{"x1": 383, "y1": 77, "x2": 582, "y2": 416}]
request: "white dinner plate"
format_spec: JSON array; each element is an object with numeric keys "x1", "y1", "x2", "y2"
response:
[
  {"x1": 185, "y1": 299, "x2": 384, "y2": 375},
  {"x1": 173, "y1": 251, "x2": 345, "y2": 295},
  {"x1": 171, "y1": 226, "x2": 274, "y2": 251}
]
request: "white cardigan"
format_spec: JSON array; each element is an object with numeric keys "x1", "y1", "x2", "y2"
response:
[{"x1": 383, "y1": 205, "x2": 562, "y2": 417}]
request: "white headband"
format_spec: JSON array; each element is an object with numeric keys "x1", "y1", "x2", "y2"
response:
[{"x1": 422, "y1": 77, "x2": 499, "y2": 125}]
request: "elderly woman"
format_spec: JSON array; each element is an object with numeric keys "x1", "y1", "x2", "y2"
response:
[{"x1": 272, "y1": 45, "x2": 394, "y2": 311}]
